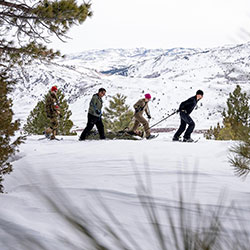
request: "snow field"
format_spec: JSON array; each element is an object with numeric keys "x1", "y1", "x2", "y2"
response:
[{"x1": 1, "y1": 134, "x2": 250, "y2": 249}]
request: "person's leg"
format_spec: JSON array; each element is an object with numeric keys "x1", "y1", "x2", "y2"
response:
[
  {"x1": 131, "y1": 119, "x2": 140, "y2": 133},
  {"x1": 79, "y1": 114, "x2": 95, "y2": 140},
  {"x1": 50, "y1": 117, "x2": 58, "y2": 140},
  {"x1": 96, "y1": 118, "x2": 106, "y2": 139},
  {"x1": 173, "y1": 114, "x2": 187, "y2": 139},
  {"x1": 183, "y1": 115, "x2": 195, "y2": 139},
  {"x1": 136, "y1": 115, "x2": 150, "y2": 137},
  {"x1": 45, "y1": 127, "x2": 52, "y2": 138}
]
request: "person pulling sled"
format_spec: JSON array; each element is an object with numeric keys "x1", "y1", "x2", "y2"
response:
[
  {"x1": 173, "y1": 90, "x2": 204, "y2": 142},
  {"x1": 129, "y1": 93, "x2": 156, "y2": 139}
]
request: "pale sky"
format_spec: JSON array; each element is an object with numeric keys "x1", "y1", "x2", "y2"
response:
[{"x1": 50, "y1": 0, "x2": 250, "y2": 54}]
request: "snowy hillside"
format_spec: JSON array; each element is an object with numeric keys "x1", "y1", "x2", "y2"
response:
[{"x1": 11, "y1": 43, "x2": 250, "y2": 130}]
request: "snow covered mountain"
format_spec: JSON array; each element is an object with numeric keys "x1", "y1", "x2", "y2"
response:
[{"x1": 11, "y1": 43, "x2": 250, "y2": 130}]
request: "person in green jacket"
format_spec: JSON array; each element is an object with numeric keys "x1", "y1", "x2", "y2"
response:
[{"x1": 79, "y1": 88, "x2": 106, "y2": 140}]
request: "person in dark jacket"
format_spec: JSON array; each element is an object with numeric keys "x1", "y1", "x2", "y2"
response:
[
  {"x1": 79, "y1": 88, "x2": 106, "y2": 141},
  {"x1": 173, "y1": 90, "x2": 204, "y2": 142}
]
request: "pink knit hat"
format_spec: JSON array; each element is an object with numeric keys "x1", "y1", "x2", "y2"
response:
[{"x1": 145, "y1": 93, "x2": 151, "y2": 99}]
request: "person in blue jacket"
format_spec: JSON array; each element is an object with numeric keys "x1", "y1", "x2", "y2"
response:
[{"x1": 173, "y1": 90, "x2": 203, "y2": 142}]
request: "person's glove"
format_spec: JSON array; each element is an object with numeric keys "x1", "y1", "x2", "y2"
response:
[
  {"x1": 147, "y1": 115, "x2": 151, "y2": 119},
  {"x1": 176, "y1": 109, "x2": 180, "y2": 113}
]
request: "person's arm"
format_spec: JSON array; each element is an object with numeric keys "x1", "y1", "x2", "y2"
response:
[
  {"x1": 49, "y1": 96, "x2": 56, "y2": 112},
  {"x1": 145, "y1": 104, "x2": 151, "y2": 118}
]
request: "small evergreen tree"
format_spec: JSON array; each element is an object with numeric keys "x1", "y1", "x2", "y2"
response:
[
  {"x1": 205, "y1": 85, "x2": 250, "y2": 178},
  {"x1": 103, "y1": 94, "x2": 134, "y2": 133},
  {"x1": 0, "y1": 72, "x2": 24, "y2": 192},
  {"x1": 205, "y1": 85, "x2": 249, "y2": 140},
  {"x1": 204, "y1": 123, "x2": 221, "y2": 140},
  {"x1": 24, "y1": 90, "x2": 74, "y2": 135}
]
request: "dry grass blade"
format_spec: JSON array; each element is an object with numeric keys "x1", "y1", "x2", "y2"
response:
[
  {"x1": 0, "y1": 217, "x2": 48, "y2": 250},
  {"x1": 37, "y1": 187, "x2": 110, "y2": 250},
  {"x1": 93, "y1": 191, "x2": 143, "y2": 250}
]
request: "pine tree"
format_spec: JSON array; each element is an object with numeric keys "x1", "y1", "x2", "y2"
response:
[
  {"x1": 103, "y1": 94, "x2": 134, "y2": 133},
  {"x1": 0, "y1": 1, "x2": 91, "y2": 190},
  {"x1": 228, "y1": 86, "x2": 250, "y2": 178},
  {"x1": 0, "y1": 0, "x2": 92, "y2": 65},
  {"x1": 24, "y1": 90, "x2": 74, "y2": 135},
  {"x1": 56, "y1": 91, "x2": 75, "y2": 135},
  {"x1": 204, "y1": 85, "x2": 250, "y2": 178},
  {"x1": 0, "y1": 72, "x2": 24, "y2": 192},
  {"x1": 205, "y1": 85, "x2": 249, "y2": 140},
  {"x1": 222, "y1": 85, "x2": 249, "y2": 139}
]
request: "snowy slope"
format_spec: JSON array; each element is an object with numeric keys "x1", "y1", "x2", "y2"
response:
[
  {"x1": 10, "y1": 44, "x2": 250, "y2": 130},
  {"x1": 63, "y1": 48, "x2": 168, "y2": 72},
  {"x1": 0, "y1": 134, "x2": 250, "y2": 250},
  {"x1": 125, "y1": 44, "x2": 250, "y2": 80}
]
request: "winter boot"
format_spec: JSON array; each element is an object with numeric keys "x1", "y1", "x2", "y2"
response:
[
  {"x1": 140, "y1": 131, "x2": 144, "y2": 138},
  {"x1": 146, "y1": 134, "x2": 156, "y2": 140},
  {"x1": 50, "y1": 129, "x2": 57, "y2": 140},
  {"x1": 183, "y1": 138, "x2": 194, "y2": 142},
  {"x1": 44, "y1": 127, "x2": 52, "y2": 139},
  {"x1": 172, "y1": 136, "x2": 180, "y2": 141},
  {"x1": 43, "y1": 131, "x2": 50, "y2": 139}
]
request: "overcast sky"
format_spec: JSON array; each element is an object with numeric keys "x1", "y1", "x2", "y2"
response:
[{"x1": 50, "y1": 0, "x2": 250, "y2": 54}]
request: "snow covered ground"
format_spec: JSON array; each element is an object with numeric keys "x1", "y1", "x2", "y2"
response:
[
  {"x1": 1, "y1": 133, "x2": 250, "y2": 249},
  {"x1": 2, "y1": 43, "x2": 250, "y2": 249}
]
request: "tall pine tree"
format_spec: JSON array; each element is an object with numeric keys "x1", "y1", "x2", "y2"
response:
[
  {"x1": 0, "y1": 0, "x2": 92, "y2": 191},
  {"x1": 205, "y1": 85, "x2": 249, "y2": 140},
  {"x1": 24, "y1": 90, "x2": 74, "y2": 135},
  {"x1": 205, "y1": 85, "x2": 250, "y2": 178},
  {"x1": 222, "y1": 85, "x2": 249, "y2": 139},
  {"x1": 0, "y1": 72, "x2": 24, "y2": 192},
  {"x1": 227, "y1": 86, "x2": 250, "y2": 178}
]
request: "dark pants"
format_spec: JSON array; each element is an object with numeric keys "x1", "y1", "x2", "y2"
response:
[
  {"x1": 174, "y1": 112, "x2": 195, "y2": 139},
  {"x1": 79, "y1": 113, "x2": 105, "y2": 140}
]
